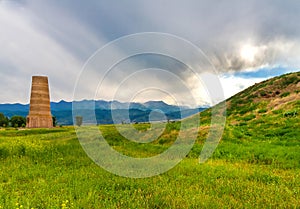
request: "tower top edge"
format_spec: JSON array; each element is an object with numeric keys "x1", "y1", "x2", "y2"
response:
[
  {"x1": 32, "y1": 76, "x2": 49, "y2": 82},
  {"x1": 32, "y1": 75, "x2": 48, "y2": 79}
]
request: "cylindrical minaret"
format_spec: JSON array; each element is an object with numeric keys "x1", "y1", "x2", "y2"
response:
[{"x1": 26, "y1": 76, "x2": 53, "y2": 128}]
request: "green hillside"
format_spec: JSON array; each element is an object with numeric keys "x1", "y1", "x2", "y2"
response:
[
  {"x1": 0, "y1": 72, "x2": 299, "y2": 208},
  {"x1": 195, "y1": 71, "x2": 300, "y2": 167},
  {"x1": 227, "y1": 71, "x2": 300, "y2": 119}
]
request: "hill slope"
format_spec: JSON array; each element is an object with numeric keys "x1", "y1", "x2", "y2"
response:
[
  {"x1": 194, "y1": 71, "x2": 300, "y2": 168},
  {"x1": 226, "y1": 71, "x2": 300, "y2": 119},
  {"x1": 199, "y1": 71, "x2": 299, "y2": 125}
]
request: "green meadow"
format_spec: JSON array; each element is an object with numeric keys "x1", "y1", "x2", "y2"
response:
[{"x1": 0, "y1": 120, "x2": 299, "y2": 208}]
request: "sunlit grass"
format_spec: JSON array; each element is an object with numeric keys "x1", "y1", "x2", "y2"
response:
[{"x1": 0, "y1": 123, "x2": 299, "y2": 208}]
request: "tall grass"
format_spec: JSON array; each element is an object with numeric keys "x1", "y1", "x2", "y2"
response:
[{"x1": 0, "y1": 124, "x2": 299, "y2": 208}]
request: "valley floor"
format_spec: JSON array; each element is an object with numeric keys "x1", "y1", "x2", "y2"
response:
[{"x1": 0, "y1": 127, "x2": 299, "y2": 208}]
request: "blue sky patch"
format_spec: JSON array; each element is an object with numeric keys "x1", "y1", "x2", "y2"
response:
[{"x1": 227, "y1": 67, "x2": 299, "y2": 79}]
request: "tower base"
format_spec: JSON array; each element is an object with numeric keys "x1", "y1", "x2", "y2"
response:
[{"x1": 26, "y1": 115, "x2": 53, "y2": 128}]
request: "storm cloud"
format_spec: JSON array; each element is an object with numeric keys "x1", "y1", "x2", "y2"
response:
[{"x1": 0, "y1": 0, "x2": 299, "y2": 105}]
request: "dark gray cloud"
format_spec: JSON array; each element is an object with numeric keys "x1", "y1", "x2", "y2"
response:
[
  {"x1": 0, "y1": 0, "x2": 299, "y2": 104},
  {"x1": 24, "y1": 0, "x2": 300, "y2": 67}
]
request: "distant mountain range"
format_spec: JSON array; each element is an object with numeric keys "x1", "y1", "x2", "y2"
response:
[{"x1": 0, "y1": 100, "x2": 207, "y2": 125}]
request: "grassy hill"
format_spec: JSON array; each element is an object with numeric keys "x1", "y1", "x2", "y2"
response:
[
  {"x1": 227, "y1": 71, "x2": 299, "y2": 118},
  {"x1": 193, "y1": 71, "x2": 300, "y2": 167},
  {"x1": 0, "y1": 72, "x2": 299, "y2": 208}
]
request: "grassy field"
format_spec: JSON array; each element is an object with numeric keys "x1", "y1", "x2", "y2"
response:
[{"x1": 0, "y1": 123, "x2": 299, "y2": 209}]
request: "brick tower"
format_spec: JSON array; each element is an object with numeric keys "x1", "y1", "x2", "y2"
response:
[{"x1": 26, "y1": 76, "x2": 53, "y2": 128}]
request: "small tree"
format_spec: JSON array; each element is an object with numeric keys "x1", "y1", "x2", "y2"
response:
[
  {"x1": 0, "y1": 113, "x2": 9, "y2": 127},
  {"x1": 75, "y1": 116, "x2": 83, "y2": 127},
  {"x1": 52, "y1": 116, "x2": 57, "y2": 127},
  {"x1": 10, "y1": 116, "x2": 26, "y2": 128}
]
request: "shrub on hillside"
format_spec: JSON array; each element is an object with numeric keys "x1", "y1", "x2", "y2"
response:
[
  {"x1": 283, "y1": 110, "x2": 298, "y2": 117},
  {"x1": 238, "y1": 103, "x2": 259, "y2": 115},
  {"x1": 260, "y1": 91, "x2": 267, "y2": 97},
  {"x1": 272, "y1": 109, "x2": 283, "y2": 114},
  {"x1": 258, "y1": 108, "x2": 267, "y2": 113},
  {"x1": 281, "y1": 76, "x2": 299, "y2": 86},
  {"x1": 280, "y1": 92, "x2": 290, "y2": 98},
  {"x1": 239, "y1": 114, "x2": 256, "y2": 121}
]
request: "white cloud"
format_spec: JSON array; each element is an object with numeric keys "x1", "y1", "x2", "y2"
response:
[
  {"x1": 0, "y1": 2, "x2": 100, "y2": 103},
  {"x1": 219, "y1": 74, "x2": 265, "y2": 99}
]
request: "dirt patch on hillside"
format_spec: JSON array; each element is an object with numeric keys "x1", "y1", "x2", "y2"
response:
[{"x1": 268, "y1": 93, "x2": 300, "y2": 110}]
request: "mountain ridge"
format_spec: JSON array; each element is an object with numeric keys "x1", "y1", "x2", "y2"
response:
[{"x1": 0, "y1": 100, "x2": 206, "y2": 125}]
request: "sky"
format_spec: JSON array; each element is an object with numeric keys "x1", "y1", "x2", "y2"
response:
[{"x1": 0, "y1": 0, "x2": 299, "y2": 106}]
